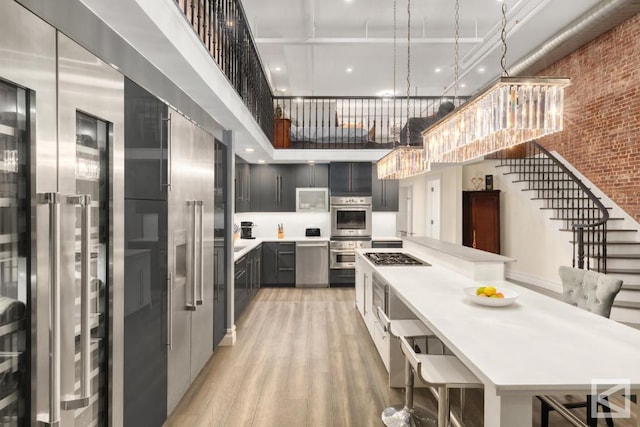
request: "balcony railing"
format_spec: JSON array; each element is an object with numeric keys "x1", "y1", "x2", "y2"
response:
[
  {"x1": 173, "y1": 1, "x2": 469, "y2": 150},
  {"x1": 273, "y1": 96, "x2": 469, "y2": 149},
  {"x1": 175, "y1": 0, "x2": 274, "y2": 139}
]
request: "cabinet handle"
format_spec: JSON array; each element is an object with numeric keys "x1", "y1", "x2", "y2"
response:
[
  {"x1": 363, "y1": 275, "x2": 367, "y2": 316},
  {"x1": 167, "y1": 272, "x2": 172, "y2": 349},
  {"x1": 62, "y1": 195, "x2": 92, "y2": 409},
  {"x1": 197, "y1": 201, "x2": 204, "y2": 305},
  {"x1": 37, "y1": 192, "x2": 61, "y2": 425},
  {"x1": 161, "y1": 114, "x2": 172, "y2": 191}
]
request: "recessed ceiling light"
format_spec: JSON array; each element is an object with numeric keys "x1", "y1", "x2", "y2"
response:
[
  {"x1": 275, "y1": 67, "x2": 281, "y2": 71},
  {"x1": 307, "y1": 160, "x2": 315, "y2": 163},
  {"x1": 435, "y1": 68, "x2": 441, "y2": 73},
  {"x1": 244, "y1": 148, "x2": 255, "y2": 152},
  {"x1": 346, "y1": 67, "x2": 353, "y2": 73},
  {"x1": 376, "y1": 89, "x2": 394, "y2": 97},
  {"x1": 258, "y1": 160, "x2": 265, "y2": 164},
  {"x1": 460, "y1": 83, "x2": 466, "y2": 88},
  {"x1": 281, "y1": 88, "x2": 286, "y2": 92},
  {"x1": 295, "y1": 97, "x2": 303, "y2": 103},
  {"x1": 478, "y1": 67, "x2": 486, "y2": 73}
]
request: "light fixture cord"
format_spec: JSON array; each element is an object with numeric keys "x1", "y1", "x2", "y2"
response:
[
  {"x1": 500, "y1": 2, "x2": 509, "y2": 76},
  {"x1": 454, "y1": 0, "x2": 460, "y2": 102},
  {"x1": 393, "y1": 0, "x2": 397, "y2": 146},
  {"x1": 406, "y1": 0, "x2": 411, "y2": 147}
]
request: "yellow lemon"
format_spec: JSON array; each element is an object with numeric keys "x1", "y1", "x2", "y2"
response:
[{"x1": 484, "y1": 286, "x2": 497, "y2": 297}]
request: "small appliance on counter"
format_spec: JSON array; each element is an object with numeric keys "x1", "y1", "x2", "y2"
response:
[
  {"x1": 240, "y1": 221, "x2": 256, "y2": 239},
  {"x1": 305, "y1": 228, "x2": 321, "y2": 237}
]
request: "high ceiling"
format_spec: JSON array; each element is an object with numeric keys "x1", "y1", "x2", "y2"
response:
[{"x1": 241, "y1": 0, "x2": 603, "y2": 97}]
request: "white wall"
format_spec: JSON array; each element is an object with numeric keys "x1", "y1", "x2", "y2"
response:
[{"x1": 234, "y1": 211, "x2": 396, "y2": 239}]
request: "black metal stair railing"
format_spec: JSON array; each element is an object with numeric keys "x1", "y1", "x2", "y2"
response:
[
  {"x1": 174, "y1": 0, "x2": 274, "y2": 141},
  {"x1": 494, "y1": 141, "x2": 610, "y2": 272}
]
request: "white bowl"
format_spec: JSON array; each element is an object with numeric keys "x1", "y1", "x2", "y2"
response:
[{"x1": 463, "y1": 287, "x2": 519, "y2": 307}]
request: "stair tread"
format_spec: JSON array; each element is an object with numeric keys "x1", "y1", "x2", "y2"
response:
[
  {"x1": 550, "y1": 217, "x2": 621, "y2": 221},
  {"x1": 513, "y1": 179, "x2": 575, "y2": 183},
  {"x1": 589, "y1": 254, "x2": 640, "y2": 259},
  {"x1": 531, "y1": 196, "x2": 601, "y2": 200},
  {"x1": 597, "y1": 268, "x2": 640, "y2": 275},
  {"x1": 560, "y1": 228, "x2": 637, "y2": 232},
  {"x1": 542, "y1": 207, "x2": 612, "y2": 210},
  {"x1": 570, "y1": 240, "x2": 640, "y2": 245}
]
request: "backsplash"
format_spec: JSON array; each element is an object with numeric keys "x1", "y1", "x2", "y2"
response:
[{"x1": 234, "y1": 212, "x2": 397, "y2": 239}]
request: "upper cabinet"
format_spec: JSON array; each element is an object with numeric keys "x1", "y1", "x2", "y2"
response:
[
  {"x1": 124, "y1": 79, "x2": 169, "y2": 201},
  {"x1": 250, "y1": 164, "x2": 296, "y2": 212},
  {"x1": 295, "y1": 163, "x2": 329, "y2": 188},
  {"x1": 462, "y1": 190, "x2": 501, "y2": 254},
  {"x1": 329, "y1": 162, "x2": 372, "y2": 196},
  {"x1": 235, "y1": 156, "x2": 251, "y2": 212},
  {"x1": 371, "y1": 164, "x2": 399, "y2": 211}
]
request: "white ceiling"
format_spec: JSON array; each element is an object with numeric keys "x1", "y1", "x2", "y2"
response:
[{"x1": 241, "y1": 0, "x2": 603, "y2": 97}]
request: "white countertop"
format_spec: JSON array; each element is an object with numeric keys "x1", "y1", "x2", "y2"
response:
[
  {"x1": 234, "y1": 236, "x2": 329, "y2": 261},
  {"x1": 357, "y1": 247, "x2": 640, "y2": 425},
  {"x1": 404, "y1": 236, "x2": 515, "y2": 263}
]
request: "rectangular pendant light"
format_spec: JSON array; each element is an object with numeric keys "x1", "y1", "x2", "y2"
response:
[{"x1": 377, "y1": 146, "x2": 428, "y2": 179}]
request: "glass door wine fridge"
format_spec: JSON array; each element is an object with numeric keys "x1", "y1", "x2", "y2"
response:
[{"x1": 0, "y1": 2, "x2": 124, "y2": 425}]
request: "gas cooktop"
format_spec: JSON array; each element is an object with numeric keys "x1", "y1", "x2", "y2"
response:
[{"x1": 364, "y1": 252, "x2": 431, "y2": 266}]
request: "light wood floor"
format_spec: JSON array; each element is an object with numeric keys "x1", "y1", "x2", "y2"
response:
[{"x1": 164, "y1": 288, "x2": 637, "y2": 427}]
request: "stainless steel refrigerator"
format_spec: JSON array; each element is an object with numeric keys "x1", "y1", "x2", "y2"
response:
[
  {"x1": 165, "y1": 110, "x2": 215, "y2": 414},
  {"x1": 0, "y1": 2, "x2": 124, "y2": 425}
]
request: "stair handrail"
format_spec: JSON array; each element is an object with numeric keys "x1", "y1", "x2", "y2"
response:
[{"x1": 531, "y1": 141, "x2": 609, "y2": 270}]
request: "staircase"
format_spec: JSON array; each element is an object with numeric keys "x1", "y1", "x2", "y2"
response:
[{"x1": 494, "y1": 141, "x2": 640, "y2": 323}]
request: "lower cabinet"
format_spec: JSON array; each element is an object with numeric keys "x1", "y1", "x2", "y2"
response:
[
  {"x1": 371, "y1": 240, "x2": 403, "y2": 249},
  {"x1": 329, "y1": 268, "x2": 356, "y2": 287},
  {"x1": 234, "y1": 245, "x2": 263, "y2": 321},
  {"x1": 261, "y1": 242, "x2": 296, "y2": 287}
]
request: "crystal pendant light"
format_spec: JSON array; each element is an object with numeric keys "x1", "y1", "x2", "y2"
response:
[
  {"x1": 422, "y1": 3, "x2": 570, "y2": 164},
  {"x1": 377, "y1": 0, "x2": 427, "y2": 180}
]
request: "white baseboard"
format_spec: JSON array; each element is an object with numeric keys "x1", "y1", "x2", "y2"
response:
[{"x1": 219, "y1": 325, "x2": 237, "y2": 346}]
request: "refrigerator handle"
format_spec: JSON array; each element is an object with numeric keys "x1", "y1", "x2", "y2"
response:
[
  {"x1": 62, "y1": 195, "x2": 92, "y2": 410},
  {"x1": 37, "y1": 192, "x2": 61, "y2": 426},
  {"x1": 196, "y1": 200, "x2": 204, "y2": 305},
  {"x1": 186, "y1": 201, "x2": 197, "y2": 311},
  {"x1": 161, "y1": 114, "x2": 172, "y2": 191}
]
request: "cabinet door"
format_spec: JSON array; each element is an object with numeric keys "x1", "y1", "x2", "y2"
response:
[
  {"x1": 329, "y1": 162, "x2": 351, "y2": 195},
  {"x1": 249, "y1": 164, "x2": 263, "y2": 211},
  {"x1": 235, "y1": 157, "x2": 250, "y2": 213},
  {"x1": 254, "y1": 165, "x2": 295, "y2": 212},
  {"x1": 373, "y1": 163, "x2": 399, "y2": 211},
  {"x1": 275, "y1": 165, "x2": 296, "y2": 211},
  {"x1": 276, "y1": 242, "x2": 296, "y2": 286},
  {"x1": 234, "y1": 256, "x2": 248, "y2": 319},
  {"x1": 124, "y1": 79, "x2": 169, "y2": 201},
  {"x1": 261, "y1": 242, "x2": 279, "y2": 285},
  {"x1": 462, "y1": 191, "x2": 500, "y2": 254},
  {"x1": 296, "y1": 163, "x2": 329, "y2": 188},
  {"x1": 350, "y1": 162, "x2": 372, "y2": 195}
]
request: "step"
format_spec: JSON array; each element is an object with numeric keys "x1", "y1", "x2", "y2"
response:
[
  {"x1": 544, "y1": 207, "x2": 612, "y2": 211},
  {"x1": 560, "y1": 228, "x2": 637, "y2": 233},
  {"x1": 589, "y1": 254, "x2": 640, "y2": 260},
  {"x1": 549, "y1": 217, "x2": 620, "y2": 221},
  {"x1": 513, "y1": 179, "x2": 575, "y2": 184},
  {"x1": 599, "y1": 268, "x2": 640, "y2": 275},
  {"x1": 570, "y1": 240, "x2": 640, "y2": 245},
  {"x1": 531, "y1": 196, "x2": 601, "y2": 201}
]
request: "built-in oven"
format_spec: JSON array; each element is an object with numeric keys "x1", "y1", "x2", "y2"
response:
[{"x1": 330, "y1": 196, "x2": 372, "y2": 238}]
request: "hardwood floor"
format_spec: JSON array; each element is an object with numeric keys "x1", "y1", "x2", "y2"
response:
[{"x1": 164, "y1": 288, "x2": 637, "y2": 427}]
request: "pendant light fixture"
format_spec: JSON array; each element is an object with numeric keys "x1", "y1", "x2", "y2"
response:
[
  {"x1": 377, "y1": 0, "x2": 428, "y2": 180},
  {"x1": 423, "y1": 2, "x2": 570, "y2": 164}
]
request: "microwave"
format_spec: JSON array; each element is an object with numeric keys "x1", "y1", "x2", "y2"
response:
[{"x1": 296, "y1": 187, "x2": 329, "y2": 212}]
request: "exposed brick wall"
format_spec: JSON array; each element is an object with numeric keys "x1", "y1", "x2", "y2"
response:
[{"x1": 536, "y1": 12, "x2": 640, "y2": 222}]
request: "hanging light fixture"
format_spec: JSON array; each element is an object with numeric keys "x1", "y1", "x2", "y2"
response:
[
  {"x1": 377, "y1": 0, "x2": 428, "y2": 180},
  {"x1": 422, "y1": 2, "x2": 570, "y2": 164}
]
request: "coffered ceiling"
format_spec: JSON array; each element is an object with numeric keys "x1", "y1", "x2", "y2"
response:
[{"x1": 240, "y1": 0, "x2": 605, "y2": 97}]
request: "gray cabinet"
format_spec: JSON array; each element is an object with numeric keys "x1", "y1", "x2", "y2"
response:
[
  {"x1": 261, "y1": 242, "x2": 296, "y2": 287},
  {"x1": 295, "y1": 163, "x2": 329, "y2": 188},
  {"x1": 329, "y1": 162, "x2": 372, "y2": 195},
  {"x1": 234, "y1": 255, "x2": 249, "y2": 319},
  {"x1": 372, "y1": 164, "x2": 399, "y2": 211},
  {"x1": 250, "y1": 164, "x2": 296, "y2": 212},
  {"x1": 235, "y1": 156, "x2": 251, "y2": 212},
  {"x1": 371, "y1": 240, "x2": 403, "y2": 248},
  {"x1": 247, "y1": 245, "x2": 262, "y2": 298}
]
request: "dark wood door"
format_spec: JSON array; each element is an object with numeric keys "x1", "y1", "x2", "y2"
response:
[{"x1": 462, "y1": 191, "x2": 500, "y2": 254}]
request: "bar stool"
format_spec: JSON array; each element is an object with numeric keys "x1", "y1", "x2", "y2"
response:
[
  {"x1": 380, "y1": 309, "x2": 482, "y2": 427},
  {"x1": 380, "y1": 314, "x2": 437, "y2": 427}
]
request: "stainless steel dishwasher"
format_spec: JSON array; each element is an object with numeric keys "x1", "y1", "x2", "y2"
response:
[{"x1": 295, "y1": 241, "x2": 329, "y2": 287}]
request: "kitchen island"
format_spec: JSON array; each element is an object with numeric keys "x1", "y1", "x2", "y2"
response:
[{"x1": 356, "y1": 242, "x2": 640, "y2": 427}]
